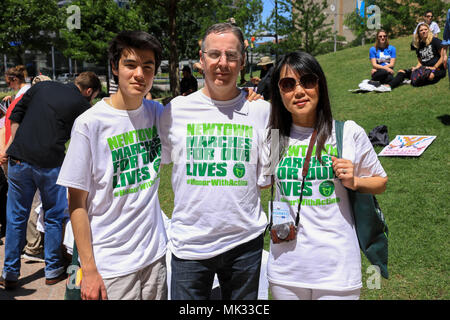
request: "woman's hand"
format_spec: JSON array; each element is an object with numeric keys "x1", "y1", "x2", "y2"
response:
[
  {"x1": 331, "y1": 156, "x2": 388, "y2": 194},
  {"x1": 243, "y1": 87, "x2": 263, "y2": 102},
  {"x1": 331, "y1": 156, "x2": 357, "y2": 190},
  {"x1": 2, "y1": 96, "x2": 11, "y2": 103},
  {"x1": 385, "y1": 67, "x2": 394, "y2": 74}
]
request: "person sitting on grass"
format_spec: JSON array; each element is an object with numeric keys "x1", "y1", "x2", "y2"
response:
[
  {"x1": 369, "y1": 30, "x2": 396, "y2": 87},
  {"x1": 382, "y1": 22, "x2": 446, "y2": 91}
]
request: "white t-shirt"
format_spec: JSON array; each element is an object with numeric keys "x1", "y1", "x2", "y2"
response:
[
  {"x1": 57, "y1": 99, "x2": 167, "y2": 279},
  {"x1": 414, "y1": 21, "x2": 441, "y2": 36},
  {"x1": 267, "y1": 120, "x2": 387, "y2": 291},
  {"x1": 159, "y1": 90, "x2": 271, "y2": 260},
  {"x1": 16, "y1": 84, "x2": 31, "y2": 100}
]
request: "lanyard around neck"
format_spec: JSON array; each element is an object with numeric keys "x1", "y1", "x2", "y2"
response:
[{"x1": 270, "y1": 129, "x2": 318, "y2": 229}]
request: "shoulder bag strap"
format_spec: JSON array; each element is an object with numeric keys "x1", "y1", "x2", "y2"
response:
[{"x1": 335, "y1": 120, "x2": 345, "y2": 159}]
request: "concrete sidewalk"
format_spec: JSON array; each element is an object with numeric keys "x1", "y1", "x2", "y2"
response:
[{"x1": 0, "y1": 236, "x2": 66, "y2": 300}]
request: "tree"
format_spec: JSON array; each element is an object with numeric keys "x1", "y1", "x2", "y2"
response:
[
  {"x1": 345, "y1": 0, "x2": 448, "y2": 44},
  {"x1": 260, "y1": 0, "x2": 335, "y2": 56},
  {"x1": 58, "y1": 0, "x2": 147, "y2": 90},
  {"x1": 136, "y1": 0, "x2": 263, "y2": 97},
  {"x1": 0, "y1": 0, "x2": 61, "y2": 64}
]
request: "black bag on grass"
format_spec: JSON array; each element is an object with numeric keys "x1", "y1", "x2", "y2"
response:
[{"x1": 368, "y1": 125, "x2": 389, "y2": 147}]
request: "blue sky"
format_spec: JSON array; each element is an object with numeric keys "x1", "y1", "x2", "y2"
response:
[{"x1": 261, "y1": 0, "x2": 275, "y2": 22}]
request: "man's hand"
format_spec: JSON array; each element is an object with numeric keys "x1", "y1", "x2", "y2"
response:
[{"x1": 80, "y1": 268, "x2": 108, "y2": 300}]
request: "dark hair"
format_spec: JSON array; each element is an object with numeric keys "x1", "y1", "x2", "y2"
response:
[
  {"x1": 108, "y1": 31, "x2": 163, "y2": 84},
  {"x1": 201, "y1": 23, "x2": 246, "y2": 56},
  {"x1": 268, "y1": 51, "x2": 333, "y2": 164},
  {"x1": 6, "y1": 65, "x2": 27, "y2": 83},
  {"x1": 75, "y1": 71, "x2": 102, "y2": 94}
]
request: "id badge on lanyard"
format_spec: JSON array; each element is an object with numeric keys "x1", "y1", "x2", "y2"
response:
[{"x1": 269, "y1": 201, "x2": 293, "y2": 226}]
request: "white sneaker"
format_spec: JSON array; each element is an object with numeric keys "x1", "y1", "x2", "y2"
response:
[
  {"x1": 374, "y1": 85, "x2": 391, "y2": 92},
  {"x1": 402, "y1": 79, "x2": 411, "y2": 84}
]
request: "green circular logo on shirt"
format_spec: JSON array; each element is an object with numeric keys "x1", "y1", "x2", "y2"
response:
[
  {"x1": 153, "y1": 158, "x2": 161, "y2": 173},
  {"x1": 319, "y1": 180, "x2": 335, "y2": 197},
  {"x1": 233, "y1": 163, "x2": 246, "y2": 178}
]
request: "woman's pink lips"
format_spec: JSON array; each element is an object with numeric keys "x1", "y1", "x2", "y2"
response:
[{"x1": 295, "y1": 100, "x2": 309, "y2": 106}]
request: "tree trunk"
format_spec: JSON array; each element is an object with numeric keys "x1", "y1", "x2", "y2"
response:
[{"x1": 168, "y1": 0, "x2": 180, "y2": 97}]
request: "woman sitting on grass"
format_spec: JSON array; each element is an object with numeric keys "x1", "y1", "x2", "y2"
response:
[
  {"x1": 266, "y1": 51, "x2": 388, "y2": 300},
  {"x1": 383, "y1": 22, "x2": 446, "y2": 90},
  {"x1": 369, "y1": 30, "x2": 396, "y2": 86}
]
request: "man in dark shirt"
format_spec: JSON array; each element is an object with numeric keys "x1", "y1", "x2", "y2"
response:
[
  {"x1": 0, "y1": 72, "x2": 101, "y2": 290},
  {"x1": 180, "y1": 65, "x2": 198, "y2": 96},
  {"x1": 255, "y1": 56, "x2": 274, "y2": 100}
]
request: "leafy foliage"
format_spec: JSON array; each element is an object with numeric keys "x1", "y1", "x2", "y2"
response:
[
  {"x1": 0, "y1": 0, "x2": 61, "y2": 63},
  {"x1": 345, "y1": 0, "x2": 448, "y2": 44},
  {"x1": 258, "y1": 0, "x2": 335, "y2": 56},
  {"x1": 58, "y1": 0, "x2": 147, "y2": 64}
]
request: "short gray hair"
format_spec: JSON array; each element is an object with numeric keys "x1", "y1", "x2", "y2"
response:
[{"x1": 201, "y1": 23, "x2": 246, "y2": 56}]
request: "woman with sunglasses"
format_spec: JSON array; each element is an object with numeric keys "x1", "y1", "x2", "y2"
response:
[
  {"x1": 266, "y1": 51, "x2": 388, "y2": 300},
  {"x1": 369, "y1": 30, "x2": 396, "y2": 87}
]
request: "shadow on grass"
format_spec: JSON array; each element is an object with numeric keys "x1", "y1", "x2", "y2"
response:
[{"x1": 436, "y1": 114, "x2": 450, "y2": 126}]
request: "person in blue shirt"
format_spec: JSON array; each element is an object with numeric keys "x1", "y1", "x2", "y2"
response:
[{"x1": 369, "y1": 30, "x2": 396, "y2": 85}]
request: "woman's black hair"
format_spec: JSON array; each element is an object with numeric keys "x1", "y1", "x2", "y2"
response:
[
  {"x1": 268, "y1": 50, "x2": 333, "y2": 164},
  {"x1": 108, "y1": 31, "x2": 163, "y2": 84}
]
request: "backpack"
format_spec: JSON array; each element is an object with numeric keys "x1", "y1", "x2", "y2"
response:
[
  {"x1": 368, "y1": 125, "x2": 389, "y2": 147},
  {"x1": 410, "y1": 66, "x2": 432, "y2": 87}
]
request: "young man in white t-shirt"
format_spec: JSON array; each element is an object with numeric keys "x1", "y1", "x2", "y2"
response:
[
  {"x1": 57, "y1": 31, "x2": 168, "y2": 300},
  {"x1": 160, "y1": 23, "x2": 271, "y2": 300}
]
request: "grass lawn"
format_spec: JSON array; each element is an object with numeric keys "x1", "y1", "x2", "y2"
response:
[{"x1": 159, "y1": 34, "x2": 449, "y2": 300}]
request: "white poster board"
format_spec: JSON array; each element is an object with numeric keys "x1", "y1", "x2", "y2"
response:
[{"x1": 378, "y1": 135, "x2": 436, "y2": 157}]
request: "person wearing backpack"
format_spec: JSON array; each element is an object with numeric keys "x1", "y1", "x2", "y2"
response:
[{"x1": 265, "y1": 51, "x2": 388, "y2": 300}]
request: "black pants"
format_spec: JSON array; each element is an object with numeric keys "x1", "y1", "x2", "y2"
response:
[
  {"x1": 371, "y1": 69, "x2": 394, "y2": 84},
  {"x1": 389, "y1": 68, "x2": 447, "y2": 89}
]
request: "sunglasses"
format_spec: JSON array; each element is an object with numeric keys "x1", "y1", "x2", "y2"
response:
[
  {"x1": 378, "y1": 35, "x2": 387, "y2": 38},
  {"x1": 425, "y1": 15, "x2": 433, "y2": 18},
  {"x1": 278, "y1": 74, "x2": 319, "y2": 93}
]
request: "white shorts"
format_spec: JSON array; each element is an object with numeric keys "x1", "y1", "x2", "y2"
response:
[{"x1": 270, "y1": 282, "x2": 360, "y2": 300}]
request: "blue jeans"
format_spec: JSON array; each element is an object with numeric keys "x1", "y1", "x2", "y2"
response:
[
  {"x1": 2, "y1": 159, "x2": 67, "y2": 281},
  {"x1": 447, "y1": 55, "x2": 450, "y2": 82},
  {"x1": 171, "y1": 234, "x2": 264, "y2": 300}
]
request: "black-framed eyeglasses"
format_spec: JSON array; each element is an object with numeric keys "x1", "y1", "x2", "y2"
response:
[
  {"x1": 278, "y1": 74, "x2": 319, "y2": 93},
  {"x1": 202, "y1": 49, "x2": 240, "y2": 62}
]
